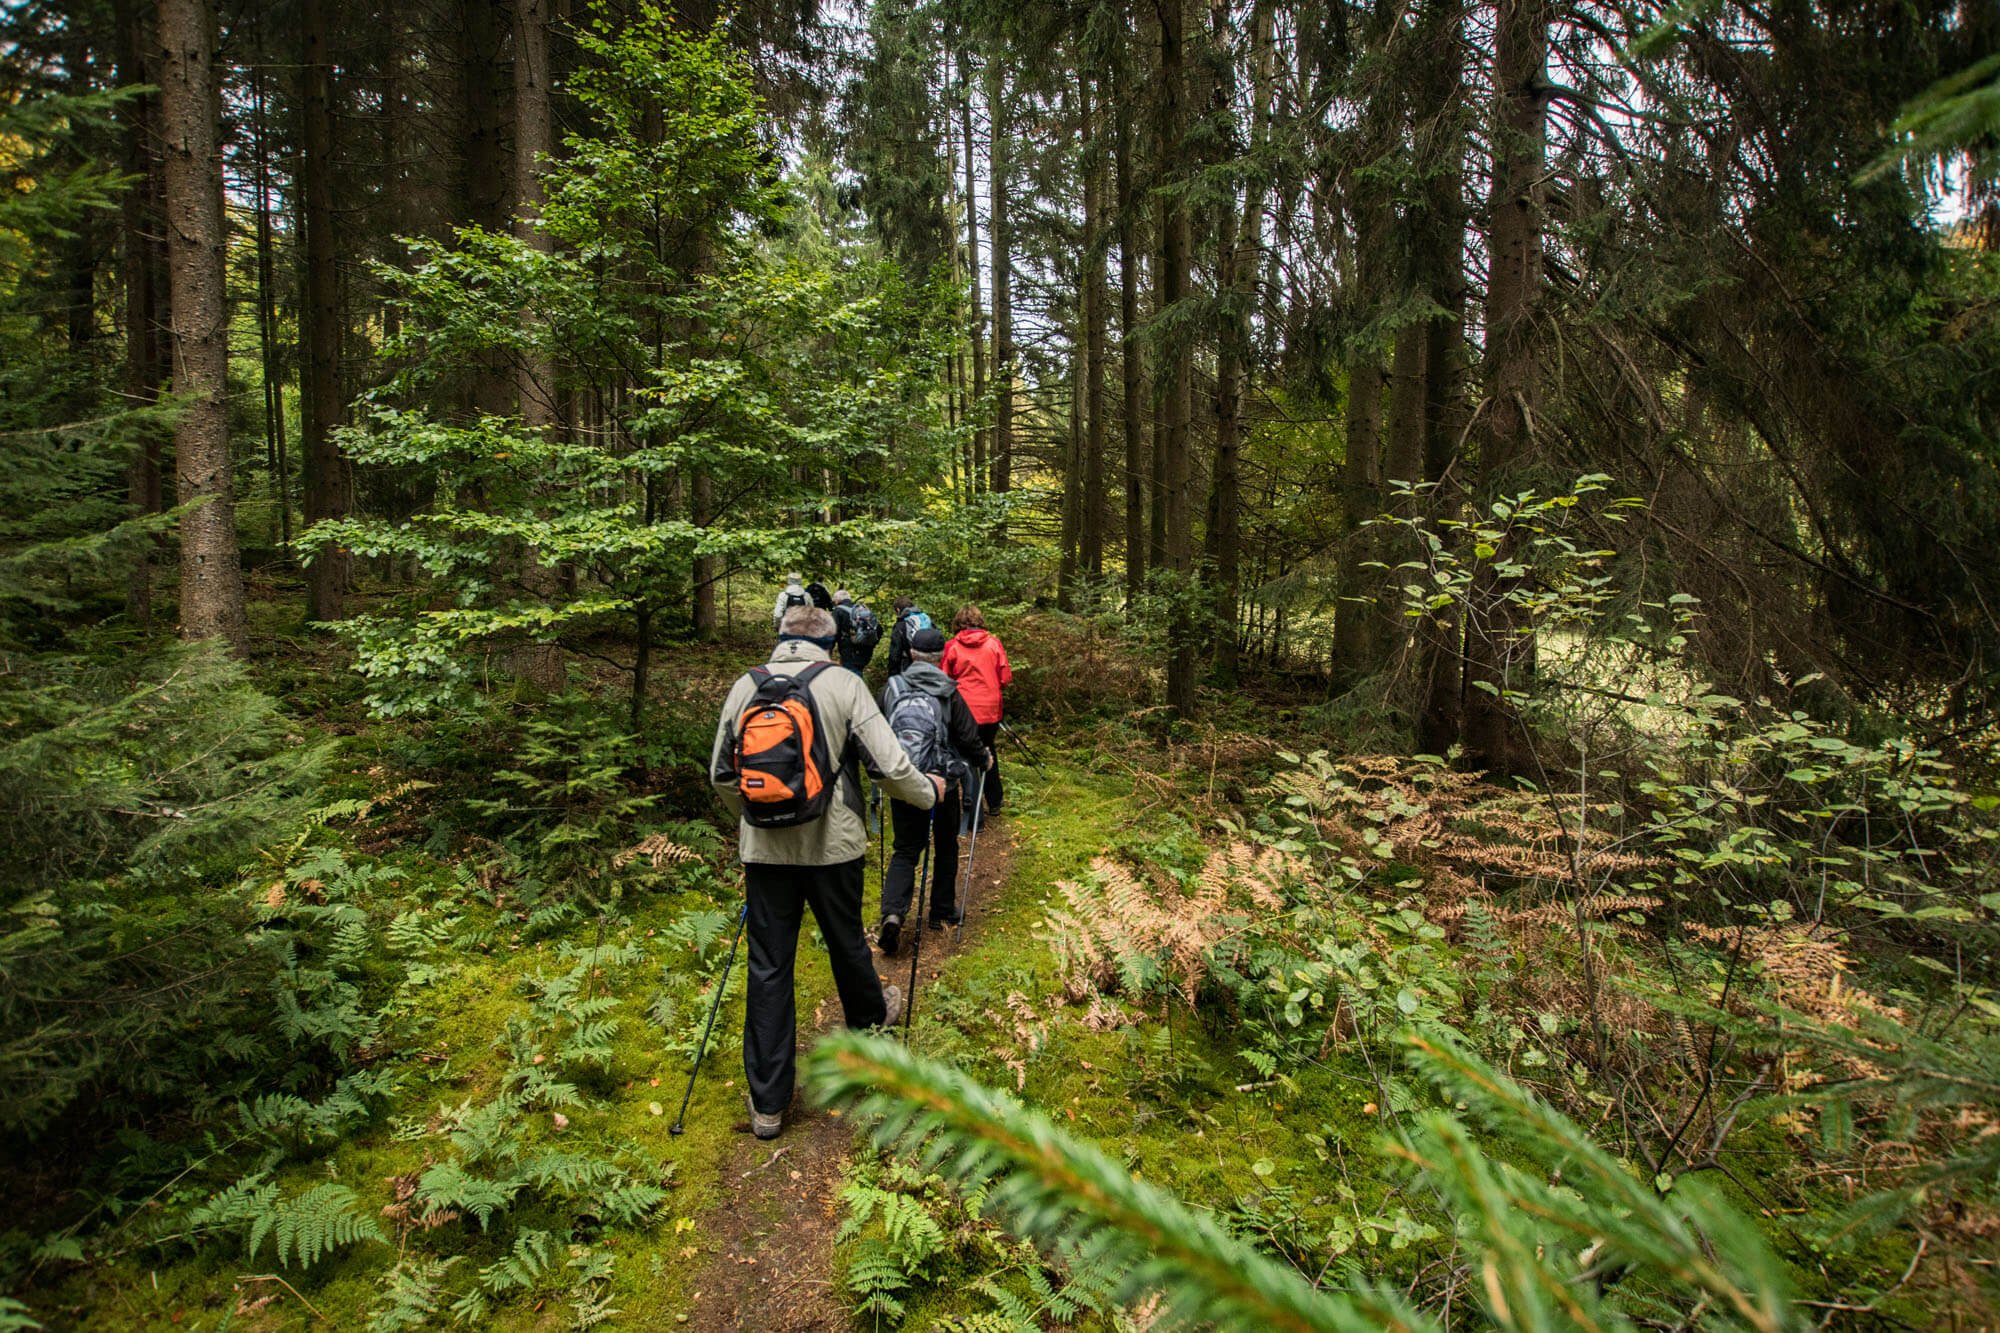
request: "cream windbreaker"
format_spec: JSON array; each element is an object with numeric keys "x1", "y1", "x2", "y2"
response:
[{"x1": 709, "y1": 639, "x2": 937, "y2": 865}]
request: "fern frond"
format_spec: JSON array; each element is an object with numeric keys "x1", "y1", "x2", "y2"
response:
[
  {"x1": 807, "y1": 1033, "x2": 1430, "y2": 1333},
  {"x1": 246, "y1": 1182, "x2": 387, "y2": 1269}
]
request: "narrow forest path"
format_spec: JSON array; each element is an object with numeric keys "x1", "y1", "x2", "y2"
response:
[{"x1": 683, "y1": 808, "x2": 1024, "y2": 1331}]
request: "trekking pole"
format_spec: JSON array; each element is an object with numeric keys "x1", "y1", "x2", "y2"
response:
[
  {"x1": 960, "y1": 777, "x2": 986, "y2": 925},
  {"x1": 902, "y1": 805, "x2": 936, "y2": 1043},
  {"x1": 669, "y1": 901, "x2": 748, "y2": 1137},
  {"x1": 998, "y1": 719, "x2": 1050, "y2": 778}
]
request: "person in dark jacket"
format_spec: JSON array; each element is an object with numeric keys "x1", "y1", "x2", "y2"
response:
[
  {"x1": 874, "y1": 627, "x2": 989, "y2": 954},
  {"x1": 831, "y1": 589, "x2": 882, "y2": 673},
  {"x1": 883, "y1": 597, "x2": 934, "y2": 678}
]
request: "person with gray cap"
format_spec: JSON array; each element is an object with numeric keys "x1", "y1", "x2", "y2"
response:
[
  {"x1": 874, "y1": 625, "x2": 989, "y2": 955},
  {"x1": 710, "y1": 604, "x2": 944, "y2": 1139}
]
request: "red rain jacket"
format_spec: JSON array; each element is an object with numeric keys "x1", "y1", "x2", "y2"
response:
[{"x1": 941, "y1": 627, "x2": 1011, "y2": 725}]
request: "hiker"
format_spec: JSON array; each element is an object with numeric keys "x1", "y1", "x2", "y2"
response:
[
  {"x1": 883, "y1": 597, "x2": 936, "y2": 678},
  {"x1": 710, "y1": 604, "x2": 945, "y2": 1140},
  {"x1": 770, "y1": 574, "x2": 808, "y2": 635},
  {"x1": 805, "y1": 579, "x2": 834, "y2": 612},
  {"x1": 942, "y1": 604, "x2": 1012, "y2": 814},
  {"x1": 875, "y1": 626, "x2": 990, "y2": 956},
  {"x1": 831, "y1": 589, "x2": 883, "y2": 674}
]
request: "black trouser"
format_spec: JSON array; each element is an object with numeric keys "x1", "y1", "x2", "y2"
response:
[
  {"x1": 839, "y1": 644, "x2": 873, "y2": 673},
  {"x1": 883, "y1": 786, "x2": 960, "y2": 925},
  {"x1": 743, "y1": 858, "x2": 884, "y2": 1116},
  {"x1": 975, "y1": 722, "x2": 1004, "y2": 810}
]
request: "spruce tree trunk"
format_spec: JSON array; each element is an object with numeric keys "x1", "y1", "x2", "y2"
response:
[
  {"x1": 251, "y1": 66, "x2": 290, "y2": 550},
  {"x1": 118, "y1": 0, "x2": 164, "y2": 626},
  {"x1": 1414, "y1": 0, "x2": 1469, "y2": 757},
  {"x1": 1158, "y1": 0, "x2": 1196, "y2": 716},
  {"x1": 1081, "y1": 73, "x2": 1108, "y2": 584},
  {"x1": 159, "y1": 0, "x2": 246, "y2": 650},
  {"x1": 513, "y1": 0, "x2": 555, "y2": 429},
  {"x1": 301, "y1": 0, "x2": 352, "y2": 622},
  {"x1": 960, "y1": 53, "x2": 987, "y2": 495},
  {"x1": 987, "y1": 61, "x2": 1013, "y2": 508},
  {"x1": 458, "y1": 0, "x2": 512, "y2": 417},
  {"x1": 1462, "y1": 0, "x2": 1549, "y2": 775},
  {"x1": 1116, "y1": 89, "x2": 1147, "y2": 606}
]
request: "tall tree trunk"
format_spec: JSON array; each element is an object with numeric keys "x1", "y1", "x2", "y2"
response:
[
  {"x1": 1116, "y1": 86, "x2": 1147, "y2": 604},
  {"x1": 458, "y1": 0, "x2": 512, "y2": 416},
  {"x1": 987, "y1": 60, "x2": 1013, "y2": 507},
  {"x1": 118, "y1": 0, "x2": 164, "y2": 626},
  {"x1": 159, "y1": 0, "x2": 246, "y2": 650},
  {"x1": 692, "y1": 472, "x2": 718, "y2": 638},
  {"x1": 1334, "y1": 348, "x2": 1383, "y2": 678},
  {"x1": 1414, "y1": 0, "x2": 1469, "y2": 757},
  {"x1": 301, "y1": 0, "x2": 352, "y2": 622},
  {"x1": 1081, "y1": 72, "x2": 1108, "y2": 583},
  {"x1": 1057, "y1": 318, "x2": 1084, "y2": 609},
  {"x1": 1158, "y1": 0, "x2": 1196, "y2": 716},
  {"x1": 513, "y1": 0, "x2": 556, "y2": 429},
  {"x1": 251, "y1": 66, "x2": 291, "y2": 550},
  {"x1": 960, "y1": 53, "x2": 987, "y2": 495},
  {"x1": 1462, "y1": 0, "x2": 1549, "y2": 774}
]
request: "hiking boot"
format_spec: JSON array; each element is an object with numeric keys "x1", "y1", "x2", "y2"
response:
[
  {"x1": 927, "y1": 913, "x2": 960, "y2": 931},
  {"x1": 877, "y1": 915, "x2": 902, "y2": 957},
  {"x1": 881, "y1": 983, "x2": 906, "y2": 1027},
  {"x1": 748, "y1": 1097, "x2": 783, "y2": 1141}
]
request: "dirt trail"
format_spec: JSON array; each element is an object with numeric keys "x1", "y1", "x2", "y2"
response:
[{"x1": 683, "y1": 811, "x2": 1022, "y2": 1331}]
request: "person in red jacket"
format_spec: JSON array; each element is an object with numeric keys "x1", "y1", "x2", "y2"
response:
[{"x1": 941, "y1": 604, "x2": 1012, "y2": 814}]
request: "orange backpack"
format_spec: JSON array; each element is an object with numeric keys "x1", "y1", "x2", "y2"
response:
[{"x1": 725, "y1": 663, "x2": 839, "y2": 827}]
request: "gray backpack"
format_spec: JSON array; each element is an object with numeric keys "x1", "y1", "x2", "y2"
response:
[{"x1": 885, "y1": 679, "x2": 962, "y2": 787}]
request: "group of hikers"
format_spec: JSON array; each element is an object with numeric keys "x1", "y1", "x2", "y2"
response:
[{"x1": 712, "y1": 575, "x2": 1014, "y2": 1139}]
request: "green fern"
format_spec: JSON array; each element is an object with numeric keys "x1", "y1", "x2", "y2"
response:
[
  {"x1": 842, "y1": 1241, "x2": 911, "y2": 1319},
  {"x1": 478, "y1": 1228, "x2": 555, "y2": 1296},
  {"x1": 245, "y1": 1182, "x2": 387, "y2": 1269},
  {"x1": 598, "y1": 1180, "x2": 668, "y2": 1226},
  {"x1": 0, "y1": 1296, "x2": 43, "y2": 1332},
  {"x1": 368, "y1": 1254, "x2": 461, "y2": 1332},
  {"x1": 416, "y1": 1159, "x2": 527, "y2": 1230}
]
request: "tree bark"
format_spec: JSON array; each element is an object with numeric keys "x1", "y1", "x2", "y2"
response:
[
  {"x1": 1158, "y1": 0, "x2": 1196, "y2": 716},
  {"x1": 1116, "y1": 85, "x2": 1147, "y2": 605},
  {"x1": 513, "y1": 0, "x2": 556, "y2": 429},
  {"x1": 251, "y1": 65, "x2": 290, "y2": 550},
  {"x1": 458, "y1": 0, "x2": 513, "y2": 417},
  {"x1": 987, "y1": 60, "x2": 1013, "y2": 507},
  {"x1": 117, "y1": 0, "x2": 165, "y2": 626},
  {"x1": 960, "y1": 53, "x2": 987, "y2": 496},
  {"x1": 1081, "y1": 70, "x2": 1108, "y2": 583},
  {"x1": 1462, "y1": 0, "x2": 1549, "y2": 774},
  {"x1": 159, "y1": 0, "x2": 246, "y2": 650},
  {"x1": 301, "y1": 0, "x2": 352, "y2": 622}
]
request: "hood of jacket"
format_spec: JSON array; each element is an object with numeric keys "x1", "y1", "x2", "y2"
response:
[
  {"x1": 953, "y1": 627, "x2": 993, "y2": 650},
  {"x1": 897, "y1": 661, "x2": 957, "y2": 699}
]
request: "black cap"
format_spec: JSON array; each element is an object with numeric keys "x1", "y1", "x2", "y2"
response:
[{"x1": 910, "y1": 627, "x2": 947, "y2": 653}]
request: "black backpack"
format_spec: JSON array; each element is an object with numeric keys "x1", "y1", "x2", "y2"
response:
[
  {"x1": 885, "y1": 677, "x2": 962, "y2": 787},
  {"x1": 782, "y1": 588, "x2": 807, "y2": 612},
  {"x1": 848, "y1": 604, "x2": 882, "y2": 651},
  {"x1": 721, "y1": 663, "x2": 839, "y2": 828}
]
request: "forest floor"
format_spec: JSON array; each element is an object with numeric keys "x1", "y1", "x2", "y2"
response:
[{"x1": 11, "y1": 600, "x2": 1988, "y2": 1330}]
